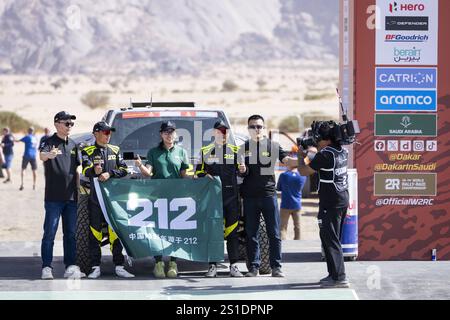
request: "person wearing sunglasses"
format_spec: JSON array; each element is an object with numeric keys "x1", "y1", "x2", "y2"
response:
[
  {"x1": 195, "y1": 120, "x2": 247, "y2": 278},
  {"x1": 135, "y1": 120, "x2": 190, "y2": 278},
  {"x1": 81, "y1": 121, "x2": 134, "y2": 279},
  {"x1": 39, "y1": 111, "x2": 84, "y2": 279},
  {"x1": 240, "y1": 114, "x2": 298, "y2": 278}
]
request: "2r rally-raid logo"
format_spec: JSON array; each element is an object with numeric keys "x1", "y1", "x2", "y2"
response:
[{"x1": 389, "y1": 2, "x2": 425, "y2": 13}]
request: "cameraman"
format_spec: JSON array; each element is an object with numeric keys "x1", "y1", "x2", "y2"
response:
[{"x1": 298, "y1": 121, "x2": 350, "y2": 288}]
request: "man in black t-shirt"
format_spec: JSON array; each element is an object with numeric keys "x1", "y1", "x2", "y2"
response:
[
  {"x1": 39, "y1": 111, "x2": 84, "y2": 280},
  {"x1": 241, "y1": 115, "x2": 297, "y2": 278},
  {"x1": 298, "y1": 121, "x2": 350, "y2": 288}
]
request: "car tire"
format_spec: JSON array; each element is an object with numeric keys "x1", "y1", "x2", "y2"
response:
[
  {"x1": 238, "y1": 215, "x2": 272, "y2": 275},
  {"x1": 76, "y1": 189, "x2": 91, "y2": 275}
]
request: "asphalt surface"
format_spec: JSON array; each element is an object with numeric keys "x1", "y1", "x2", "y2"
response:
[{"x1": 0, "y1": 240, "x2": 449, "y2": 300}]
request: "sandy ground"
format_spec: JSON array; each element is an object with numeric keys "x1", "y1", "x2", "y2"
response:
[{"x1": 0, "y1": 65, "x2": 330, "y2": 241}]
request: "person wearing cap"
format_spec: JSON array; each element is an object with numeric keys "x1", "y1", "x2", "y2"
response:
[
  {"x1": 1, "y1": 127, "x2": 14, "y2": 183},
  {"x1": 39, "y1": 111, "x2": 84, "y2": 279},
  {"x1": 135, "y1": 120, "x2": 190, "y2": 278},
  {"x1": 16, "y1": 126, "x2": 38, "y2": 191},
  {"x1": 81, "y1": 121, "x2": 134, "y2": 279},
  {"x1": 195, "y1": 120, "x2": 247, "y2": 278}
]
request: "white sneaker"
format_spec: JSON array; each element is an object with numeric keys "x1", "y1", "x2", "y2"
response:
[
  {"x1": 64, "y1": 265, "x2": 86, "y2": 279},
  {"x1": 115, "y1": 265, "x2": 135, "y2": 278},
  {"x1": 230, "y1": 264, "x2": 244, "y2": 277},
  {"x1": 87, "y1": 266, "x2": 101, "y2": 279},
  {"x1": 205, "y1": 264, "x2": 217, "y2": 278},
  {"x1": 41, "y1": 267, "x2": 53, "y2": 280}
]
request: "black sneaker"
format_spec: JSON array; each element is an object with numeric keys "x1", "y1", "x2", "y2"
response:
[
  {"x1": 271, "y1": 267, "x2": 285, "y2": 277},
  {"x1": 320, "y1": 278, "x2": 350, "y2": 288},
  {"x1": 334, "y1": 278, "x2": 350, "y2": 288},
  {"x1": 245, "y1": 268, "x2": 259, "y2": 277},
  {"x1": 319, "y1": 275, "x2": 333, "y2": 284}
]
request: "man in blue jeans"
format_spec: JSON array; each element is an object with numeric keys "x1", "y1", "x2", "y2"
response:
[
  {"x1": 240, "y1": 115, "x2": 298, "y2": 277},
  {"x1": 39, "y1": 111, "x2": 84, "y2": 279}
]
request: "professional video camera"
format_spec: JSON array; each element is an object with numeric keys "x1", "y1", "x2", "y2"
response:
[{"x1": 297, "y1": 89, "x2": 360, "y2": 149}]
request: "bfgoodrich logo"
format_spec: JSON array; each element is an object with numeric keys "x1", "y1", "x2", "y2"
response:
[
  {"x1": 385, "y1": 16, "x2": 429, "y2": 31},
  {"x1": 385, "y1": 34, "x2": 428, "y2": 42}
]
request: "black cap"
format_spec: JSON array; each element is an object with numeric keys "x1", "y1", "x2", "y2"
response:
[
  {"x1": 93, "y1": 121, "x2": 116, "y2": 133},
  {"x1": 54, "y1": 111, "x2": 76, "y2": 122},
  {"x1": 214, "y1": 120, "x2": 229, "y2": 130},
  {"x1": 160, "y1": 121, "x2": 176, "y2": 132}
]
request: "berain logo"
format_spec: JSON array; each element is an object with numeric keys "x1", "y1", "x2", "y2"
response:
[{"x1": 389, "y1": 2, "x2": 425, "y2": 13}]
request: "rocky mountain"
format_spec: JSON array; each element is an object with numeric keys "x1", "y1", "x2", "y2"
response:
[{"x1": 0, "y1": 0, "x2": 339, "y2": 74}]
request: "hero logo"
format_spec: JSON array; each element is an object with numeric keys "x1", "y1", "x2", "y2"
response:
[{"x1": 389, "y1": 2, "x2": 425, "y2": 13}]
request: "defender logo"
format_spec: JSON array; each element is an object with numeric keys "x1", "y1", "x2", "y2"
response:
[{"x1": 385, "y1": 16, "x2": 428, "y2": 31}]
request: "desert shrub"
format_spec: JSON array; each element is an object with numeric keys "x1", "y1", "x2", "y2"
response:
[
  {"x1": 221, "y1": 80, "x2": 239, "y2": 92},
  {"x1": 304, "y1": 92, "x2": 335, "y2": 101},
  {"x1": 0, "y1": 111, "x2": 43, "y2": 133},
  {"x1": 256, "y1": 78, "x2": 267, "y2": 90},
  {"x1": 279, "y1": 115, "x2": 300, "y2": 132},
  {"x1": 81, "y1": 91, "x2": 110, "y2": 109}
]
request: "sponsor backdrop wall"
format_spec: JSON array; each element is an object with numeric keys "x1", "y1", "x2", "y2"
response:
[{"x1": 341, "y1": 0, "x2": 450, "y2": 260}]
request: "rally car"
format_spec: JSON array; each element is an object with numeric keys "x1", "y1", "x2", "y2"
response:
[{"x1": 72, "y1": 102, "x2": 271, "y2": 275}]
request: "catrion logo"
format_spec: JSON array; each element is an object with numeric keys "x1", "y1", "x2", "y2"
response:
[
  {"x1": 376, "y1": 68, "x2": 437, "y2": 89},
  {"x1": 385, "y1": 16, "x2": 429, "y2": 31},
  {"x1": 385, "y1": 34, "x2": 428, "y2": 42},
  {"x1": 389, "y1": 2, "x2": 425, "y2": 13}
]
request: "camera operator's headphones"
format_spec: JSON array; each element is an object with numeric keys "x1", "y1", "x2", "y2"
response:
[{"x1": 312, "y1": 121, "x2": 337, "y2": 142}]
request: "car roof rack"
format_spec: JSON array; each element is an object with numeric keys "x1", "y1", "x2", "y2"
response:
[{"x1": 130, "y1": 102, "x2": 195, "y2": 109}]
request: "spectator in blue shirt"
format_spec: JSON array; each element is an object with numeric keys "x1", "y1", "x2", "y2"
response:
[
  {"x1": 1, "y1": 127, "x2": 14, "y2": 183},
  {"x1": 276, "y1": 156, "x2": 306, "y2": 240},
  {"x1": 16, "y1": 127, "x2": 38, "y2": 191}
]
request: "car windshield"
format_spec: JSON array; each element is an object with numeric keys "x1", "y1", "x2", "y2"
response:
[{"x1": 109, "y1": 113, "x2": 234, "y2": 160}]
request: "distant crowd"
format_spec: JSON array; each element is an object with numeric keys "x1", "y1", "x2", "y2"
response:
[{"x1": 0, "y1": 126, "x2": 52, "y2": 190}]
